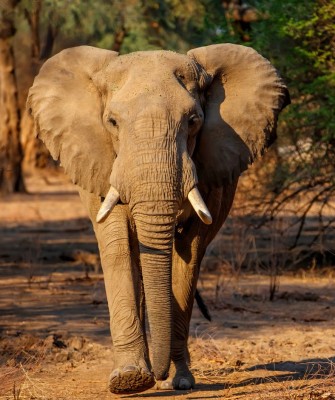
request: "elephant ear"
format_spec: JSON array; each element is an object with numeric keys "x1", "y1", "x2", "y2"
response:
[
  {"x1": 27, "y1": 46, "x2": 118, "y2": 196},
  {"x1": 188, "y1": 43, "x2": 290, "y2": 186}
]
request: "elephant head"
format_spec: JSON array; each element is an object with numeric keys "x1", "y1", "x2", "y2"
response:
[{"x1": 27, "y1": 44, "x2": 289, "y2": 380}]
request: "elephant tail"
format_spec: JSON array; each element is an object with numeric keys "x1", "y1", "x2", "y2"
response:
[{"x1": 195, "y1": 289, "x2": 212, "y2": 322}]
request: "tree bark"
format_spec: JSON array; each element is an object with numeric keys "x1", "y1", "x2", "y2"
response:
[
  {"x1": 222, "y1": 0, "x2": 261, "y2": 41},
  {"x1": 111, "y1": 14, "x2": 127, "y2": 52},
  {"x1": 40, "y1": 22, "x2": 57, "y2": 61},
  {"x1": 24, "y1": 0, "x2": 41, "y2": 75},
  {"x1": 22, "y1": 2, "x2": 57, "y2": 170},
  {"x1": 0, "y1": 1, "x2": 25, "y2": 194}
]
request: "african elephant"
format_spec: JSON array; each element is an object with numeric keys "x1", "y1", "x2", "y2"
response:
[{"x1": 27, "y1": 43, "x2": 289, "y2": 394}]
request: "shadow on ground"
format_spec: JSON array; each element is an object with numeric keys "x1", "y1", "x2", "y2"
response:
[{"x1": 243, "y1": 356, "x2": 335, "y2": 384}]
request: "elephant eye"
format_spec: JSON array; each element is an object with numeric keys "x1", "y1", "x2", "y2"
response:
[
  {"x1": 108, "y1": 117, "x2": 118, "y2": 127},
  {"x1": 175, "y1": 72, "x2": 186, "y2": 87},
  {"x1": 188, "y1": 114, "x2": 199, "y2": 127},
  {"x1": 188, "y1": 113, "x2": 203, "y2": 139}
]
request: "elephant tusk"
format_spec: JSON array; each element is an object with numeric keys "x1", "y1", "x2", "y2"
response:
[
  {"x1": 188, "y1": 187, "x2": 212, "y2": 225},
  {"x1": 96, "y1": 186, "x2": 120, "y2": 223}
]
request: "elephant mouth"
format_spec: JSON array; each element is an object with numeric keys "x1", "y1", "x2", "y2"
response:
[{"x1": 96, "y1": 185, "x2": 212, "y2": 225}]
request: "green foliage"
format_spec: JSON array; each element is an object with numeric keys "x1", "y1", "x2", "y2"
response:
[
  {"x1": 107, "y1": 0, "x2": 231, "y2": 53},
  {"x1": 16, "y1": 0, "x2": 233, "y2": 53},
  {"x1": 250, "y1": 0, "x2": 334, "y2": 140},
  {"x1": 247, "y1": 0, "x2": 335, "y2": 246}
]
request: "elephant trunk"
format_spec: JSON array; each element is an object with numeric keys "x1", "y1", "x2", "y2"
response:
[
  {"x1": 127, "y1": 131, "x2": 180, "y2": 379},
  {"x1": 133, "y1": 203, "x2": 176, "y2": 379}
]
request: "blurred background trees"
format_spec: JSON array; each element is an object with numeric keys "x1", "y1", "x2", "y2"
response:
[
  {"x1": 249, "y1": 0, "x2": 335, "y2": 247},
  {"x1": 0, "y1": 0, "x2": 24, "y2": 193},
  {"x1": 0, "y1": 0, "x2": 334, "y2": 248}
]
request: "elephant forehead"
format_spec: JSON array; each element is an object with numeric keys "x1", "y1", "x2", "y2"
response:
[{"x1": 105, "y1": 50, "x2": 199, "y2": 83}]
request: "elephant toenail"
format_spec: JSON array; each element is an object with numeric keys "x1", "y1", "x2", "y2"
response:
[
  {"x1": 141, "y1": 367, "x2": 151, "y2": 375},
  {"x1": 160, "y1": 380, "x2": 173, "y2": 390},
  {"x1": 123, "y1": 365, "x2": 138, "y2": 372},
  {"x1": 110, "y1": 369, "x2": 120, "y2": 378},
  {"x1": 162, "y1": 381, "x2": 173, "y2": 390},
  {"x1": 179, "y1": 378, "x2": 191, "y2": 390}
]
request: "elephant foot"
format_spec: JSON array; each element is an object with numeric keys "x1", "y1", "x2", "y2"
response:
[
  {"x1": 156, "y1": 364, "x2": 195, "y2": 390},
  {"x1": 173, "y1": 374, "x2": 195, "y2": 390},
  {"x1": 109, "y1": 365, "x2": 155, "y2": 394}
]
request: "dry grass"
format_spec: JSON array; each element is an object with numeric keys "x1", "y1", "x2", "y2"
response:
[
  {"x1": 0, "y1": 335, "x2": 47, "y2": 398},
  {"x1": 11, "y1": 365, "x2": 50, "y2": 400},
  {"x1": 202, "y1": 191, "x2": 335, "y2": 305},
  {"x1": 3, "y1": 336, "x2": 334, "y2": 400},
  {"x1": 189, "y1": 334, "x2": 335, "y2": 399}
]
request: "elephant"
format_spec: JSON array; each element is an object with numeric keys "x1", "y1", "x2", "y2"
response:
[{"x1": 27, "y1": 43, "x2": 290, "y2": 394}]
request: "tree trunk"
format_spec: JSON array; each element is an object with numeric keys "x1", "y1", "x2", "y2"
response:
[
  {"x1": 24, "y1": 0, "x2": 41, "y2": 75},
  {"x1": 40, "y1": 22, "x2": 57, "y2": 61},
  {"x1": 111, "y1": 13, "x2": 127, "y2": 52},
  {"x1": 0, "y1": 4, "x2": 25, "y2": 194},
  {"x1": 22, "y1": 4, "x2": 58, "y2": 170}
]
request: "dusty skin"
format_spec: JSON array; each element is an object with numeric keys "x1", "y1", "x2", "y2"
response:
[{"x1": 1, "y1": 172, "x2": 334, "y2": 400}]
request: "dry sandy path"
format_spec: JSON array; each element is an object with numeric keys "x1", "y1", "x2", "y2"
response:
[{"x1": 1, "y1": 173, "x2": 335, "y2": 399}]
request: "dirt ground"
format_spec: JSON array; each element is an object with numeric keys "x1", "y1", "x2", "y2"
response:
[{"x1": 1, "y1": 171, "x2": 335, "y2": 400}]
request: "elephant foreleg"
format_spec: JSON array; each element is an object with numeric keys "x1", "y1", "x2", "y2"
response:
[
  {"x1": 165, "y1": 230, "x2": 204, "y2": 391},
  {"x1": 160, "y1": 183, "x2": 238, "y2": 390},
  {"x1": 170, "y1": 256, "x2": 200, "y2": 389},
  {"x1": 97, "y1": 206, "x2": 155, "y2": 393},
  {"x1": 78, "y1": 189, "x2": 154, "y2": 393}
]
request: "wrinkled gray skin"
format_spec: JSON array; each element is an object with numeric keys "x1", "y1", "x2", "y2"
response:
[{"x1": 27, "y1": 44, "x2": 289, "y2": 394}]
